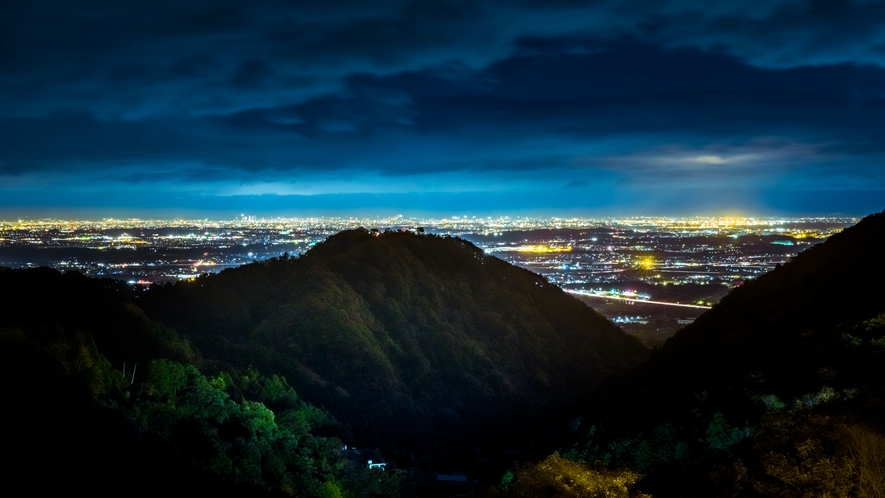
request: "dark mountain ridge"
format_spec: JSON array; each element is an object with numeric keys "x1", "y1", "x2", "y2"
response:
[
  {"x1": 601, "y1": 209, "x2": 885, "y2": 421},
  {"x1": 147, "y1": 229, "x2": 649, "y2": 466},
  {"x1": 551, "y1": 209, "x2": 885, "y2": 497},
  {"x1": 5, "y1": 212, "x2": 884, "y2": 496}
]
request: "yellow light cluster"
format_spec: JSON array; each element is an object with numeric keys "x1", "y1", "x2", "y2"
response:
[
  {"x1": 517, "y1": 244, "x2": 572, "y2": 253},
  {"x1": 638, "y1": 258, "x2": 656, "y2": 269}
]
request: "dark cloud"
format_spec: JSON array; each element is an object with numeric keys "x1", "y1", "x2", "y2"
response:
[
  {"x1": 1, "y1": 1, "x2": 884, "y2": 214},
  {"x1": 2, "y1": 42, "x2": 884, "y2": 186},
  {"x1": 3, "y1": 1, "x2": 883, "y2": 117}
]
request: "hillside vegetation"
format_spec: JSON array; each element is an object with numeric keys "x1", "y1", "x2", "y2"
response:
[
  {"x1": 148, "y1": 229, "x2": 649, "y2": 466},
  {"x1": 0, "y1": 268, "x2": 398, "y2": 496},
  {"x1": 15, "y1": 210, "x2": 883, "y2": 498},
  {"x1": 546, "y1": 210, "x2": 885, "y2": 497}
]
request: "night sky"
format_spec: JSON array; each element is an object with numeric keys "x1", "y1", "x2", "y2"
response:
[{"x1": 2, "y1": 1, "x2": 884, "y2": 217}]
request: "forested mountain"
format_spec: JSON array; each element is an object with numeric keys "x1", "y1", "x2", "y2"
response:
[
  {"x1": 0, "y1": 268, "x2": 402, "y2": 496},
  {"x1": 530, "y1": 210, "x2": 885, "y2": 497},
  {"x1": 15, "y1": 209, "x2": 882, "y2": 498},
  {"x1": 0, "y1": 230, "x2": 648, "y2": 494},
  {"x1": 146, "y1": 229, "x2": 649, "y2": 467}
]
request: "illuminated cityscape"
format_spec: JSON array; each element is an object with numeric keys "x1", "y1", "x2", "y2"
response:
[{"x1": 1, "y1": 214, "x2": 853, "y2": 346}]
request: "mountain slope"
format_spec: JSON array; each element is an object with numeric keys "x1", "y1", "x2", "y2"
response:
[
  {"x1": 607, "y1": 209, "x2": 885, "y2": 418},
  {"x1": 149, "y1": 229, "x2": 649, "y2": 465},
  {"x1": 0, "y1": 267, "x2": 404, "y2": 496},
  {"x1": 562, "y1": 209, "x2": 885, "y2": 497}
]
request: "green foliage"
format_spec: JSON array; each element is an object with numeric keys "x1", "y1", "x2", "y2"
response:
[
  {"x1": 16, "y1": 324, "x2": 125, "y2": 395},
  {"x1": 862, "y1": 313, "x2": 885, "y2": 332},
  {"x1": 843, "y1": 333, "x2": 863, "y2": 348},
  {"x1": 757, "y1": 394, "x2": 786, "y2": 411},
  {"x1": 145, "y1": 358, "x2": 190, "y2": 400},
  {"x1": 794, "y1": 386, "x2": 841, "y2": 410},
  {"x1": 500, "y1": 470, "x2": 515, "y2": 491},
  {"x1": 319, "y1": 480, "x2": 344, "y2": 498},
  {"x1": 0, "y1": 267, "x2": 408, "y2": 495},
  {"x1": 132, "y1": 359, "x2": 392, "y2": 496},
  {"x1": 705, "y1": 412, "x2": 748, "y2": 450},
  {"x1": 632, "y1": 440, "x2": 655, "y2": 474},
  {"x1": 568, "y1": 423, "x2": 689, "y2": 475}
]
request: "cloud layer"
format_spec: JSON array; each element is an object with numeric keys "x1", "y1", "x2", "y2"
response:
[{"x1": 1, "y1": 0, "x2": 884, "y2": 215}]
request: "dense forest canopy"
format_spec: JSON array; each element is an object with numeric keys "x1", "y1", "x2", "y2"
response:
[
  {"x1": 0, "y1": 268, "x2": 400, "y2": 495},
  {"x1": 146, "y1": 229, "x2": 649, "y2": 467},
  {"x1": 0, "y1": 229, "x2": 648, "y2": 494}
]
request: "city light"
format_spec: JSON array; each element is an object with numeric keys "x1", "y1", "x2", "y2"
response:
[{"x1": 0, "y1": 215, "x2": 852, "y2": 296}]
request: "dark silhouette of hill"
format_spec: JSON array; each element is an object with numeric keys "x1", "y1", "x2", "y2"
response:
[
  {"x1": 0, "y1": 269, "x2": 254, "y2": 494},
  {"x1": 147, "y1": 229, "x2": 649, "y2": 467},
  {"x1": 558, "y1": 210, "x2": 885, "y2": 497},
  {"x1": 0, "y1": 267, "x2": 405, "y2": 496},
  {"x1": 598, "y1": 209, "x2": 885, "y2": 421}
]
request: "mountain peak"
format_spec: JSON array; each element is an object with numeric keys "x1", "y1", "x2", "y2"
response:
[{"x1": 153, "y1": 229, "x2": 648, "y2": 464}]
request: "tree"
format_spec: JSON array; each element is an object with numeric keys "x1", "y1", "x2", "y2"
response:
[
  {"x1": 753, "y1": 414, "x2": 854, "y2": 498},
  {"x1": 499, "y1": 453, "x2": 649, "y2": 498},
  {"x1": 846, "y1": 424, "x2": 885, "y2": 498}
]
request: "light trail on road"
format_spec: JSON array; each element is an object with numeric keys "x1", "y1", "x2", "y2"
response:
[{"x1": 566, "y1": 289, "x2": 713, "y2": 309}]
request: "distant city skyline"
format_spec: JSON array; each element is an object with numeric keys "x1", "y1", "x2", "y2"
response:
[
  {"x1": 2, "y1": 1, "x2": 884, "y2": 216},
  {"x1": 2, "y1": 213, "x2": 850, "y2": 289},
  {"x1": 0, "y1": 207, "x2": 870, "y2": 223},
  {"x1": 0, "y1": 190, "x2": 879, "y2": 220}
]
